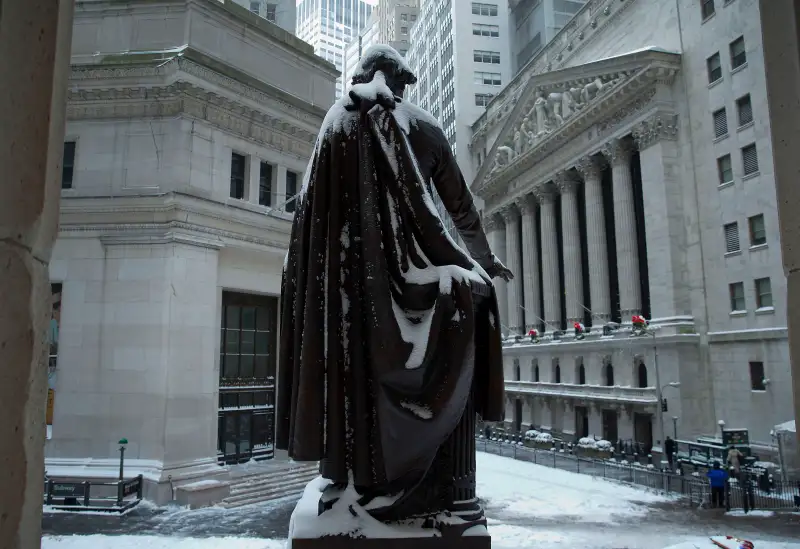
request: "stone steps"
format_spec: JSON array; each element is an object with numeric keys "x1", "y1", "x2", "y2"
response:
[{"x1": 218, "y1": 464, "x2": 318, "y2": 509}]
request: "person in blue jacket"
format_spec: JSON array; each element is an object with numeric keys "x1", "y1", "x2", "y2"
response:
[{"x1": 707, "y1": 461, "x2": 729, "y2": 508}]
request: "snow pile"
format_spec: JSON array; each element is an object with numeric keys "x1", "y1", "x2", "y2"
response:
[
  {"x1": 476, "y1": 452, "x2": 669, "y2": 524},
  {"x1": 43, "y1": 536, "x2": 282, "y2": 549},
  {"x1": 288, "y1": 475, "x2": 487, "y2": 541},
  {"x1": 533, "y1": 432, "x2": 553, "y2": 444},
  {"x1": 524, "y1": 429, "x2": 540, "y2": 440},
  {"x1": 664, "y1": 538, "x2": 800, "y2": 549}
]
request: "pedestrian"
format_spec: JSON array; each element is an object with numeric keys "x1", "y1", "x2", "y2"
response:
[
  {"x1": 727, "y1": 445, "x2": 744, "y2": 477},
  {"x1": 484, "y1": 425, "x2": 491, "y2": 439},
  {"x1": 665, "y1": 436, "x2": 676, "y2": 469},
  {"x1": 707, "y1": 461, "x2": 729, "y2": 508}
]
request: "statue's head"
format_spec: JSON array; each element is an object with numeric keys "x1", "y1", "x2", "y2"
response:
[{"x1": 351, "y1": 45, "x2": 417, "y2": 98}]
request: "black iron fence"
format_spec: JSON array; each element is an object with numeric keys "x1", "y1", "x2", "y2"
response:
[
  {"x1": 43, "y1": 474, "x2": 143, "y2": 513},
  {"x1": 478, "y1": 438, "x2": 800, "y2": 511}
]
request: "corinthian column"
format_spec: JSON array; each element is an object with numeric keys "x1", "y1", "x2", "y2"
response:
[
  {"x1": 516, "y1": 194, "x2": 541, "y2": 332},
  {"x1": 500, "y1": 204, "x2": 523, "y2": 334},
  {"x1": 555, "y1": 171, "x2": 584, "y2": 326},
  {"x1": 485, "y1": 214, "x2": 508, "y2": 334},
  {"x1": 603, "y1": 138, "x2": 641, "y2": 318},
  {"x1": 576, "y1": 155, "x2": 611, "y2": 324},
  {"x1": 536, "y1": 185, "x2": 561, "y2": 332}
]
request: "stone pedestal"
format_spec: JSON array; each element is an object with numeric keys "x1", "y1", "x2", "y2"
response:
[
  {"x1": 0, "y1": 1, "x2": 75, "y2": 547},
  {"x1": 290, "y1": 537, "x2": 491, "y2": 549}
]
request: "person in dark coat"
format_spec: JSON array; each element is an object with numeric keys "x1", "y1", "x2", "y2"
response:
[
  {"x1": 665, "y1": 436, "x2": 676, "y2": 469},
  {"x1": 277, "y1": 44, "x2": 512, "y2": 526},
  {"x1": 707, "y1": 461, "x2": 729, "y2": 508}
]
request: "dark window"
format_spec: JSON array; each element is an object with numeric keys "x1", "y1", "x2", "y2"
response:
[
  {"x1": 578, "y1": 364, "x2": 586, "y2": 385},
  {"x1": 474, "y1": 71, "x2": 501, "y2": 86},
  {"x1": 473, "y1": 50, "x2": 501, "y2": 64},
  {"x1": 729, "y1": 282, "x2": 745, "y2": 311},
  {"x1": 724, "y1": 222, "x2": 740, "y2": 253},
  {"x1": 748, "y1": 214, "x2": 766, "y2": 246},
  {"x1": 737, "y1": 94, "x2": 753, "y2": 126},
  {"x1": 513, "y1": 358, "x2": 520, "y2": 381},
  {"x1": 717, "y1": 154, "x2": 733, "y2": 184},
  {"x1": 554, "y1": 364, "x2": 561, "y2": 383},
  {"x1": 605, "y1": 363, "x2": 614, "y2": 386},
  {"x1": 471, "y1": 2, "x2": 498, "y2": 15},
  {"x1": 742, "y1": 143, "x2": 759, "y2": 175},
  {"x1": 749, "y1": 361, "x2": 766, "y2": 391},
  {"x1": 713, "y1": 108, "x2": 728, "y2": 138},
  {"x1": 259, "y1": 162, "x2": 272, "y2": 207},
  {"x1": 472, "y1": 23, "x2": 499, "y2": 37},
  {"x1": 731, "y1": 36, "x2": 747, "y2": 69},
  {"x1": 534, "y1": 365, "x2": 540, "y2": 382},
  {"x1": 707, "y1": 52, "x2": 722, "y2": 83},
  {"x1": 637, "y1": 363, "x2": 648, "y2": 388},
  {"x1": 285, "y1": 170, "x2": 298, "y2": 213},
  {"x1": 475, "y1": 93, "x2": 494, "y2": 107},
  {"x1": 250, "y1": 1, "x2": 259, "y2": 13},
  {"x1": 230, "y1": 152, "x2": 246, "y2": 199},
  {"x1": 701, "y1": 0, "x2": 715, "y2": 19},
  {"x1": 266, "y1": 3, "x2": 277, "y2": 21},
  {"x1": 62, "y1": 141, "x2": 76, "y2": 189},
  {"x1": 755, "y1": 277, "x2": 772, "y2": 308}
]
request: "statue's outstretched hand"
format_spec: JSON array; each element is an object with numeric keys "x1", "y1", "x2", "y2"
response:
[{"x1": 486, "y1": 257, "x2": 514, "y2": 282}]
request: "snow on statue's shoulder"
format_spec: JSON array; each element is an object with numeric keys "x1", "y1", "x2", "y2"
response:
[
  {"x1": 350, "y1": 71, "x2": 395, "y2": 104},
  {"x1": 394, "y1": 99, "x2": 441, "y2": 135}
]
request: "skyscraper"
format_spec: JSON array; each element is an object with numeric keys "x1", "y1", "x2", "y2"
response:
[
  {"x1": 510, "y1": 0, "x2": 587, "y2": 74},
  {"x1": 406, "y1": 0, "x2": 512, "y2": 238},
  {"x1": 296, "y1": 0, "x2": 376, "y2": 93},
  {"x1": 233, "y1": 0, "x2": 297, "y2": 33}
]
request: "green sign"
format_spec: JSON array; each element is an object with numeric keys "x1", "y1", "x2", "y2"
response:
[{"x1": 722, "y1": 428, "x2": 749, "y2": 447}]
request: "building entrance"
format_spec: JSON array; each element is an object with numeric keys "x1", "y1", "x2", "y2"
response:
[{"x1": 217, "y1": 292, "x2": 278, "y2": 464}]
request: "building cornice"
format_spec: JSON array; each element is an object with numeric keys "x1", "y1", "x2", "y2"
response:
[
  {"x1": 58, "y1": 191, "x2": 292, "y2": 252},
  {"x1": 66, "y1": 80, "x2": 318, "y2": 160}
]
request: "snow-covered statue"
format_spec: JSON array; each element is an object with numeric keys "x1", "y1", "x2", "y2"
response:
[{"x1": 278, "y1": 44, "x2": 512, "y2": 546}]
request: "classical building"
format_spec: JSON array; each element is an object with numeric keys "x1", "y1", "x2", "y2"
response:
[
  {"x1": 470, "y1": 0, "x2": 793, "y2": 459},
  {"x1": 44, "y1": 0, "x2": 337, "y2": 504}
]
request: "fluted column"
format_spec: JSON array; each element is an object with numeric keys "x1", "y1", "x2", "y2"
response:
[
  {"x1": 536, "y1": 185, "x2": 561, "y2": 332},
  {"x1": 516, "y1": 194, "x2": 541, "y2": 332},
  {"x1": 603, "y1": 138, "x2": 641, "y2": 318},
  {"x1": 555, "y1": 171, "x2": 584, "y2": 326},
  {"x1": 500, "y1": 204, "x2": 523, "y2": 334},
  {"x1": 485, "y1": 214, "x2": 508, "y2": 334},
  {"x1": 576, "y1": 155, "x2": 611, "y2": 324}
]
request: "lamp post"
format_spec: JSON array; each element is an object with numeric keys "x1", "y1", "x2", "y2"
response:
[
  {"x1": 672, "y1": 416, "x2": 679, "y2": 439},
  {"x1": 718, "y1": 419, "x2": 726, "y2": 444},
  {"x1": 118, "y1": 438, "x2": 128, "y2": 481}
]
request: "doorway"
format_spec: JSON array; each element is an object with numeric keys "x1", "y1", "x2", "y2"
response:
[
  {"x1": 634, "y1": 412, "x2": 654, "y2": 454},
  {"x1": 514, "y1": 399, "x2": 523, "y2": 433},
  {"x1": 218, "y1": 292, "x2": 278, "y2": 464},
  {"x1": 574, "y1": 406, "x2": 589, "y2": 438},
  {"x1": 602, "y1": 409, "x2": 618, "y2": 442}
]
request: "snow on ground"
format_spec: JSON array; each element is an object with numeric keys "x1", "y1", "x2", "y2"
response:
[
  {"x1": 43, "y1": 536, "x2": 282, "y2": 549},
  {"x1": 665, "y1": 539, "x2": 800, "y2": 549},
  {"x1": 476, "y1": 450, "x2": 670, "y2": 523}
]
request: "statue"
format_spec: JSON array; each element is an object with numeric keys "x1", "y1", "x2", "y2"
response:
[
  {"x1": 278, "y1": 45, "x2": 513, "y2": 547},
  {"x1": 533, "y1": 92, "x2": 549, "y2": 135},
  {"x1": 581, "y1": 77, "x2": 607, "y2": 103},
  {"x1": 513, "y1": 130, "x2": 523, "y2": 155},
  {"x1": 519, "y1": 116, "x2": 536, "y2": 148},
  {"x1": 546, "y1": 92, "x2": 565, "y2": 126}
]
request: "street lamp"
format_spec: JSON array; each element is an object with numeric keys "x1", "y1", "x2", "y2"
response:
[
  {"x1": 118, "y1": 438, "x2": 128, "y2": 481},
  {"x1": 718, "y1": 420, "x2": 726, "y2": 443},
  {"x1": 672, "y1": 416, "x2": 679, "y2": 439}
]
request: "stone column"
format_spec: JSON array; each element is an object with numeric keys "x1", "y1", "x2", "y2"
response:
[
  {"x1": 500, "y1": 204, "x2": 523, "y2": 334},
  {"x1": 536, "y1": 186, "x2": 561, "y2": 332},
  {"x1": 485, "y1": 215, "x2": 508, "y2": 335},
  {"x1": 555, "y1": 171, "x2": 584, "y2": 326},
  {"x1": 576, "y1": 156, "x2": 611, "y2": 324},
  {"x1": 603, "y1": 138, "x2": 641, "y2": 319},
  {"x1": 516, "y1": 194, "x2": 541, "y2": 332},
  {"x1": 0, "y1": 1, "x2": 75, "y2": 547}
]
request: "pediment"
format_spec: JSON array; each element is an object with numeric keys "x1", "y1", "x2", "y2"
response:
[{"x1": 471, "y1": 48, "x2": 681, "y2": 197}]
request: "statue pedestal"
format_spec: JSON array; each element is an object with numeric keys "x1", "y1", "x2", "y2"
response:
[{"x1": 287, "y1": 477, "x2": 491, "y2": 549}]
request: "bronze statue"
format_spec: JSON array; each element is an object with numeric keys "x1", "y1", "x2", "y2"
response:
[{"x1": 277, "y1": 44, "x2": 512, "y2": 541}]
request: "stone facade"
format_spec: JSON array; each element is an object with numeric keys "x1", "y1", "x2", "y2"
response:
[
  {"x1": 44, "y1": 0, "x2": 337, "y2": 505},
  {"x1": 470, "y1": 0, "x2": 792, "y2": 458}
]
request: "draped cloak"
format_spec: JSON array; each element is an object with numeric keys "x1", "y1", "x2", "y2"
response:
[{"x1": 276, "y1": 76, "x2": 505, "y2": 512}]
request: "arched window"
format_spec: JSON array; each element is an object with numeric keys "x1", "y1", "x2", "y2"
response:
[
  {"x1": 638, "y1": 362, "x2": 648, "y2": 388},
  {"x1": 534, "y1": 365, "x2": 540, "y2": 382},
  {"x1": 578, "y1": 364, "x2": 586, "y2": 385},
  {"x1": 605, "y1": 363, "x2": 615, "y2": 386},
  {"x1": 513, "y1": 358, "x2": 520, "y2": 381},
  {"x1": 555, "y1": 365, "x2": 561, "y2": 383}
]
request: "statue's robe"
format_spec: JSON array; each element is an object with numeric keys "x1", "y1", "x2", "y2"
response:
[{"x1": 276, "y1": 75, "x2": 504, "y2": 518}]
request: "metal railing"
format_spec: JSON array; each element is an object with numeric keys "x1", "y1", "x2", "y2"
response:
[
  {"x1": 43, "y1": 474, "x2": 143, "y2": 514},
  {"x1": 478, "y1": 438, "x2": 800, "y2": 511}
]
